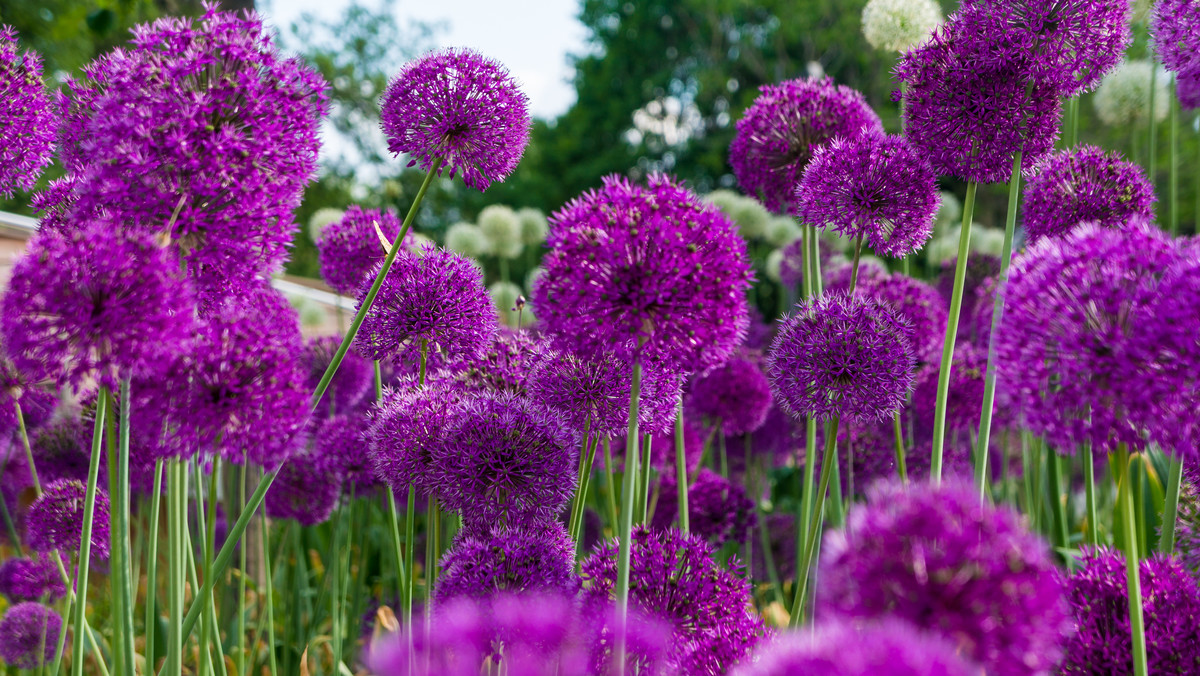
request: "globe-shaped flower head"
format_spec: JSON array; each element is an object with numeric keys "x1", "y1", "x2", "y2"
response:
[
  {"x1": 0, "y1": 602, "x2": 62, "y2": 670},
  {"x1": 1060, "y1": 549, "x2": 1200, "y2": 673},
  {"x1": 767, "y1": 293, "x2": 916, "y2": 424},
  {"x1": 687, "y1": 356, "x2": 773, "y2": 435},
  {"x1": 313, "y1": 414, "x2": 377, "y2": 490},
  {"x1": 0, "y1": 557, "x2": 66, "y2": 603},
  {"x1": 0, "y1": 26, "x2": 55, "y2": 196},
  {"x1": 264, "y1": 449, "x2": 343, "y2": 526},
  {"x1": 304, "y1": 335, "x2": 374, "y2": 419},
  {"x1": 1093, "y1": 60, "x2": 1171, "y2": 126},
  {"x1": 25, "y1": 478, "x2": 110, "y2": 560},
  {"x1": 366, "y1": 381, "x2": 466, "y2": 498},
  {"x1": 796, "y1": 132, "x2": 939, "y2": 258},
  {"x1": 381, "y1": 48, "x2": 531, "y2": 191},
  {"x1": 356, "y1": 244, "x2": 498, "y2": 366},
  {"x1": 533, "y1": 174, "x2": 753, "y2": 374},
  {"x1": 436, "y1": 522, "x2": 578, "y2": 604},
  {"x1": 861, "y1": 273, "x2": 948, "y2": 363},
  {"x1": 316, "y1": 206, "x2": 402, "y2": 296},
  {"x1": 730, "y1": 77, "x2": 883, "y2": 213},
  {"x1": 1023, "y1": 145, "x2": 1156, "y2": 243},
  {"x1": 861, "y1": 0, "x2": 943, "y2": 53},
  {"x1": 1151, "y1": 0, "x2": 1200, "y2": 76},
  {"x1": 818, "y1": 478, "x2": 1070, "y2": 676},
  {"x1": 1, "y1": 224, "x2": 194, "y2": 390},
  {"x1": 527, "y1": 347, "x2": 634, "y2": 440}
]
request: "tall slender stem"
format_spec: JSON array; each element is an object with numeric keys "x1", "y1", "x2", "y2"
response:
[
  {"x1": 166, "y1": 461, "x2": 184, "y2": 676},
  {"x1": 613, "y1": 354, "x2": 643, "y2": 673},
  {"x1": 571, "y1": 434, "x2": 599, "y2": 547},
  {"x1": 847, "y1": 235, "x2": 864, "y2": 295},
  {"x1": 260, "y1": 512, "x2": 278, "y2": 676},
  {"x1": 1117, "y1": 448, "x2": 1149, "y2": 676},
  {"x1": 674, "y1": 398, "x2": 689, "y2": 534},
  {"x1": 789, "y1": 416, "x2": 840, "y2": 628},
  {"x1": 237, "y1": 467, "x2": 248, "y2": 676},
  {"x1": 567, "y1": 418, "x2": 593, "y2": 541},
  {"x1": 931, "y1": 181, "x2": 977, "y2": 482},
  {"x1": 145, "y1": 460, "x2": 164, "y2": 667},
  {"x1": 892, "y1": 413, "x2": 908, "y2": 486},
  {"x1": 602, "y1": 439, "x2": 618, "y2": 528},
  {"x1": 113, "y1": 381, "x2": 135, "y2": 675},
  {"x1": 1168, "y1": 76, "x2": 1178, "y2": 235},
  {"x1": 1160, "y1": 455, "x2": 1184, "y2": 554},
  {"x1": 1083, "y1": 442, "x2": 1099, "y2": 549},
  {"x1": 1148, "y1": 64, "x2": 1158, "y2": 185},
  {"x1": 1046, "y1": 447, "x2": 1069, "y2": 564},
  {"x1": 71, "y1": 387, "x2": 107, "y2": 676}
]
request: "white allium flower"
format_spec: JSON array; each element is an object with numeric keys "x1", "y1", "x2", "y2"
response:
[
  {"x1": 308, "y1": 207, "x2": 345, "y2": 242},
  {"x1": 925, "y1": 224, "x2": 1002, "y2": 265},
  {"x1": 935, "y1": 190, "x2": 962, "y2": 234},
  {"x1": 488, "y1": 281, "x2": 531, "y2": 327},
  {"x1": 766, "y1": 215, "x2": 803, "y2": 247},
  {"x1": 705, "y1": 189, "x2": 771, "y2": 240},
  {"x1": 861, "y1": 0, "x2": 943, "y2": 53},
  {"x1": 445, "y1": 222, "x2": 492, "y2": 258},
  {"x1": 765, "y1": 248, "x2": 784, "y2": 283},
  {"x1": 517, "y1": 207, "x2": 548, "y2": 245},
  {"x1": 478, "y1": 204, "x2": 524, "y2": 259},
  {"x1": 525, "y1": 266, "x2": 544, "y2": 293},
  {"x1": 1094, "y1": 60, "x2": 1170, "y2": 126}
]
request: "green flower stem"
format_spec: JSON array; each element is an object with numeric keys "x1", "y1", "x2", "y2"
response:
[
  {"x1": 112, "y1": 381, "x2": 135, "y2": 676},
  {"x1": 931, "y1": 180, "x2": 977, "y2": 482},
  {"x1": 1083, "y1": 442, "x2": 1099, "y2": 549},
  {"x1": 1149, "y1": 65, "x2": 1158, "y2": 184},
  {"x1": 1046, "y1": 448, "x2": 1069, "y2": 564},
  {"x1": 331, "y1": 492, "x2": 346, "y2": 674},
  {"x1": 794, "y1": 417, "x2": 817, "y2": 620},
  {"x1": 144, "y1": 461, "x2": 163, "y2": 667},
  {"x1": 753, "y1": 471, "x2": 786, "y2": 608},
  {"x1": 613, "y1": 354, "x2": 644, "y2": 673},
  {"x1": 567, "y1": 418, "x2": 594, "y2": 540},
  {"x1": 602, "y1": 439, "x2": 618, "y2": 528},
  {"x1": 71, "y1": 386, "x2": 108, "y2": 676},
  {"x1": 260, "y1": 513, "x2": 279, "y2": 676},
  {"x1": 237, "y1": 468, "x2": 248, "y2": 676},
  {"x1": 675, "y1": 398, "x2": 689, "y2": 534},
  {"x1": 828, "y1": 444, "x2": 845, "y2": 528},
  {"x1": 636, "y1": 433, "x2": 653, "y2": 523},
  {"x1": 975, "y1": 153, "x2": 1022, "y2": 499},
  {"x1": 403, "y1": 488, "x2": 416, "y2": 628},
  {"x1": 1168, "y1": 77, "x2": 1178, "y2": 234},
  {"x1": 717, "y1": 423, "x2": 729, "y2": 479},
  {"x1": 847, "y1": 235, "x2": 864, "y2": 295},
  {"x1": 425, "y1": 498, "x2": 441, "y2": 602},
  {"x1": 789, "y1": 416, "x2": 840, "y2": 629},
  {"x1": 570, "y1": 432, "x2": 600, "y2": 549},
  {"x1": 1159, "y1": 454, "x2": 1184, "y2": 555},
  {"x1": 892, "y1": 413, "x2": 908, "y2": 486},
  {"x1": 1067, "y1": 95, "x2": 1080, "y2": 147},
  {"x1": 199, "y1": 459, "x2": 221, "y2": 676},
  {"x1": 166, "y1": 460, "x2": 185, "y2": 676},
  {"x1": 14, "y1": 400, "x2": 41, "y2": 493},
  {"x1": 0, "y1": 462, "x2": 21, "y2": 554},
  {"x1": 1116, "y1": 449, "x2": 1149, "y2": 676}
]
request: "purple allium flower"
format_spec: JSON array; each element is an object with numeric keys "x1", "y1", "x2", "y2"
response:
[
  {"x1": 687, "y1": 357, "x2": 772, "y2": 436},
  {"x1": 778, "y1": 235, "x2": 839, "y2": 291},
  {"x1": 436, "y1": 521, "x2": 578, "y2": 604},
  {"x1": 446, "y1": 327, "x2": 543, "y2": 395},
  {"x1": 0, "y1": 602, "x2": 61, "y2": 669},
  {"x1": 304, "y1": 335, "x2": 373, "y2": 419},
  {"x1": 895, "y1": 19, "x2": 1062, "y2": 184},
  {"x1": 750, "y1": 512, "x2": 798, "y2": 581},
  {"x1": 1178, "y1": 67, "x2": 1200, "y2": 109},
  {"x1": 533, "y1": 174, "x2": 753, "y2": 375},
  {"x1": 183, "y1": 288, "x2": 308, "y2": 468},
  {"x1": 731, "y1": 618, "x2": 983, "y2": 676},
  {"x1": 651, "y1": 468, "x2": 757, "y2": 548},
  {"x1": 861, "y1": 273, "x2": 949, "y2": 364},
  {"x1": 0, "y1": 557, "x2": 66, "y2": 603},
  {"x1": 822, "y1": 256, "x2": 890, "y2": 294},
  {"x1": 29, "y1": 418, "x2": 90, "y2": 486},
  {"x1": 911, "y1": 343, "x2": 988, "y2": 443},
  {"x1": 24, "y1": 478, "x2": 110, "y2": 560},
  {"x1": 1060, "y1": 549, "x2": 1200, "y2": 673},
  {"x1": 264, "y1": 449, "x2": 342, "y2": 526},
  {"x1": 61, "y1": 8, "x2": 326, "y2": 290},
  {"x1": 380, "y1": 47, "x2": 530, "y2": 192},
  {"x1": 995, "y1": 222, "x2": 1184, "y2": 455},
  {"x1": 795, "y1": 132, "x2": 938, "y2": 258},
  {"x1": 432, "y1": 392, "x2": 576, "y2": 529},
  {"x1": 316, "y1": 205, "x2": 402, "y2": 296},
  {"x1": 937, "y1": 254, "x2": 1000, "y2": 345},
  {"x1": 366, "y1": 381, "x2": 466, "y2": 497},
  {"x1": 730, "y1": 77, "x2": 883, "y2": 213},
  {"x1": 1023, "y1": 145, "x2": 1156, "y2": 244},
  {"x1": 637, "y1": 354, "x2": 689, "y2": 435},
  {"x1": 0, "y1": 26, "x2": 55, "y2": 196},
  {"x1": 581, "y1": 526, "x2": 765, "y2": 674},
  {"x1": 748, "y1": 404, "x2": 804, "y2": 464},
  {"x1": 1151, "y1": 0, "x2": 1200, "y2": 75},
  {"x1": 356, "y1": 244, "x2": 497, "y2": 364},
  {"x1": 818, "y1": 478, "x2": 1070, "y2": 676},
  {"x1": 313, "y1": 414, "x2": 376, "y2": 490},
  {"x1": 0, "y1": 345, "x2": 58, "y2": 436},
  {"x1": 527, "y1": 346, "x2": 634, "y2": 440},
  {"x1": 767, "y1": 293, "x2": 916, "y2": 424},
  {"x1": 1, "y1": 224, "x2": 194, "y2": 390}
]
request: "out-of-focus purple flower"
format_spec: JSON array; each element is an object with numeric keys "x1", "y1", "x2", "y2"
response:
[
  {"x1": 527, "y1": 346, "x2": 633, "y2": 440},
  {"x1": 861, "y1": 273, "x2": 948, "y2": 364},
  {"x1": 822, "y1": 257, "x2": 890, "y2": 294},
  {"x1": 445, "y1": 327, "x2": 543, "y2": 395},
  {"x1": 911, "y1": 342, "x2": 988, "y2": 442},
  {"x1": 795, "y1": 132, "x2": 938, "y2": 258},
  {"x1": 582, "y1": 526, "x2": 765, "y2": 674},
  {"x1": 533, "y1": 174, "x2": 753, "y2": 375},
  {"x1": 688, "y1": 357, "x2": 772, "y2": 435},
  {"x1": 937, "y1": 254, "x2": 1000, "y2": 346},
  {"x1": 366, "y1": 382, "x2": 466, "y2": 498},
  {"x1": 1151, "y1": 0, "x2": 1200, "y2": 75},
  {"x1": 1023, "y1": 145, "x2": 1156, "y2": 244},
  {"x1": 730, "y1": 77, "x2": 883, "y2": 213},
  {"x1": 1178, "y1": 67, "x2": 1200, "y2": 109},
  {"x1": 356, "y1": 244, "x2": 497, "y2": 364},
  {"x1": 313, "y1": 414, "x2": 376, "y2": 490},
  {"x1": 24, "y1": 478, "x2": 110, "y2": 560},
  {"x1": 637, "y1": 354, "x2": 688, "y2": 435},
  {"x1": 818, "y1": 478, "x2": 1070, "y2": 676},
  {"x1": 0, "y1": 346, "x2": 57, "y2": 438},
  {"x1": 316, "y1": 206, "x2": 402, "y2": 296},
  {"x1": 432, "y1": 392, "x2": 576, "y2": 529},
  {"x1": 1, "y1": 224, "x2": 194, "y2": 390},
  {"x1": 0, "y1": 602, "x2": 61, "y2": 669},
  {"x1": 29, "y1": 419, "x2": 89, "y2": 487},
  {"x1": 304, "y1": 335, "x2": 373, "y2": 419},
  {"x1": 778, "y1": 235, "x2": 839, "y2": 291},
  {"x1": 651, "y1": 468, "x2": 757, "y2": 548},
  {"x1": 380, "y1": 48, "x2": 530, "y2": 192},
  {"x1": 436, "y1": 522, "x2": 578, "y2": 604},
  {"x1": 611, "y1": 416, "x2": 706, "y2": 478},
  {"x1": 731, "y1": 618, "x2": 983, "y2": 675},
  {"x1": 264, "y1": 449, "x2": 342, "y2": 527},
  {"x1": 767, "y1": 293, "x2": 916, "y2": 424},
  {"x1": 0, "y1": 27, "x2": 55, "y2": 196},
  {"x1": 61, "y1": 8, "x2": 327, "y2": 291},
  {"x1": 1060, "y1": 549, "x2": 1200, "y2": 673},
  {"x1": 0, "y1": 556, "x2": 66, "y2": 603},
  {"x1": 750, "y1": 512, "x2": 797, "y2": 581}
]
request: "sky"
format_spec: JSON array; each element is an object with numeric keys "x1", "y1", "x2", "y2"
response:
[{"x1": 260, "y1": 0, "x2": 588, "y2": 119}]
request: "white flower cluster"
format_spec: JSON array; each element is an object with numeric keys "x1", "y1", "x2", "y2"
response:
[
  {"x1": 861, "y1": 0, "x2": 942, "y2": 53},
  {"x1": 1094, "y1": 60, "x2": 1171, "y2": 127}
]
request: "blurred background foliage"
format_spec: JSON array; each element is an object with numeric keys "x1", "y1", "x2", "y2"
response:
[{"x1": 1, "y1": 0, "x2": 1196, "y2": 289}]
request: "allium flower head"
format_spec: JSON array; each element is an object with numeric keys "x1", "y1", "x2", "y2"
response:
[
  {"x1": 366, "y1": 381, "x2": 466, "y2": 497},
  {"x1": 705, "y1": 190, "x2": 772, "y2": 240},
  {"x1": 0, "y1": 557, "x2": 66, "y2": 603},
  {"x1": 381, "y1": 47, "x2": 530, "y2": 191},
  {"x1": 818, "y1": 478, "x2": 1070, "y2": 676},
  {"x1": 478, "y1": 204, "x2": 524, "y2": 259},
  {"x1": 731, "y1": 619, "x2": 983, "y2": 676},
  {"x1": 1178, "y1": 68, "x2": 1200, "y2": 109},
  {"x1": 0, "y1": 26, "x2": 55, "y2": 196},
  {"x1": 1094, "y1": 60, "x2": 1171, "y2": 126},
  {"x1": 862, "y1": 273, "x2": 948, "y2": 363},
  {"x1": 264, "y1": 449, "x2": 342, "y2": 526},
  {"x1": 30, "y1": 418, "x2": 90, "y2": 486},
  {"x1": 25, "y1": 478, "x2": 110, "y2": 559},
  {"x1": 518, "y1": 207, "x2": 549, "y2": 245},
  {"x1": 730, "y1": 77, "x2": 883, "y2": 213},
  {"x1": 533, "y1": 173, "x2": 753, "y2": 374},
  {"x1": 1151, "y1": 0, "x2": 1200, "y2": 74},
  {"x1": 316, "y1": 206, "x2": 402, "y2": 296},
  {"x1": 796, "y1": 132, "x2": 938, "y2": 258},
  {"x1": 767, "y1": 293, "x2": 916, "y2": 423},
  {"x1": 937, "y1": 254, "x2": 1000, "y2": 345},
  {"x1": 313, "y1": 414, "x2": 376, "y2": 490},
  {"x1": 1, "y1": 224, "x2": 194, "y2": 390},
  {"x1": 582, "y1": 526, "x2": 764, "y2": 674},
  {"x1": 912, "y1": 342, "x2": 988, "y2": 441},
  {"x1": 1023, "y1": 145, "x2": 1156, "y2": 243},
  {"x1": 862, "y1": 0, "x2": 944, "y2": 52},
  {"x1": 687, "y1": 357, "x2": 772, "y2": 435},
  {"x1": 432, "y1": 392, "x2": 576, "y2": 529},
  {"x1": 436, "y1": 522, "x2": 578, "y2": 604},
  {"x1": 527, "y1": 347, "x2": 634, "y2": 440},
  {"x1": 0, "y1": 602, "x2": 61, "y2": 669},
  {"x1": 651, "y1": 469, "x2": 757, "y2": 548},
  {"x1": 304, "y1": 335, "x2": 373, "y2": 419},
  {"x1": 446, "y1": 327, "x2": 543, "y2": 395},
  {"x1": 356, "y1": 244, "x2": 497, "y2": 363},
  {"x1": 1060, "y1": 549, "x2": 1200, "y2": 673}
]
